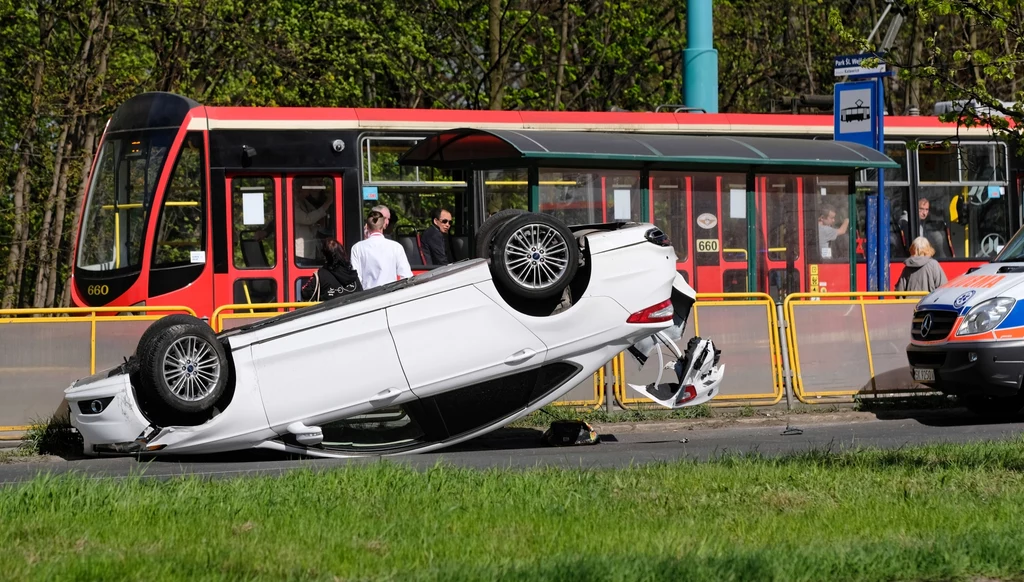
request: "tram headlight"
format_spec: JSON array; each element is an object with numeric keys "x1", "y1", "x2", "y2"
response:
[
  {"x1": 332, "y1": 139, "x2": 345, "y2": 153},
  {"x1": 956, "y1": 297, "x2": 1015, "y2": 336}
]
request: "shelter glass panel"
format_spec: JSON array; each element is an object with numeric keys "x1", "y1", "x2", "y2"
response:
[
  {"x1": 482, "y1": 168, "x2": 529, "y2": 219},
  {"x1": 537, "y1": 169, "x2": 641, "y2": 225},
  {"x1": 650, "y1": 172, "x2": 689, "y2": 262}
]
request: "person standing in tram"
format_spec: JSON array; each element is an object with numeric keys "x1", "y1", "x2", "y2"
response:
[
  {"x1": 351, "y1": 210, "x2": 412, "y2": 289},
  {"x1": 894, "y1": 237, "x2": 947, "y2": 292},
  {"x1": 816, "y1": 204, "x2": 849, "y2": 260}
]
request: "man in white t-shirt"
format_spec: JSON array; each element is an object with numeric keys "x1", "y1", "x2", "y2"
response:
[{"x1": 351, "y1": 210, "x2": 412, "y2": 289}]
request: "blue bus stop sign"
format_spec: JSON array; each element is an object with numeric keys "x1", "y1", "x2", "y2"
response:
[
  {"x1": 834, "y1": 80, "x2": 878, "y2": 149},
  {"x1": 834, "y1": 77, "x2": 886, "y2": 291}
]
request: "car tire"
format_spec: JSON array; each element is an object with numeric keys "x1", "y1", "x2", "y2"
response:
[
  {"x1": 136, "y1": 315, "x2": 229, "y2": 417},
  {"x1": 475, "y1": 209, "x2": 529, "y2": 259},
  {"x1": 134, "y1": 314, "x2": 206, "y2": 360},
  {"x1": 489, "y1": 212, "x2": 579, "y2": 300}
]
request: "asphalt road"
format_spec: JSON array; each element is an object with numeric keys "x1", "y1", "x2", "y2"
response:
[{"x1": 2, "y1": 408, "x2": 1023, "y2": 485}]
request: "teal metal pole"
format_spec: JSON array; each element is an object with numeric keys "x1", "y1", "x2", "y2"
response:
[{"x1": 684, "y1": 0, "x2": 719, "y2": 113}]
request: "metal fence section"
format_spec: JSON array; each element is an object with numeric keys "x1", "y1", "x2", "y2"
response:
[
  {"x1": 784, "y1": 292, "x2": 928, "y2": 402},
  {"x1": 0, "y1": 306, "x2": 197, "y2": 431},
  {"x1": 617, "y1": 293, "x2": 784, "y2": 407},
  {"x1": 0, "y1": 290, "x2": 938, "y2": 432}
]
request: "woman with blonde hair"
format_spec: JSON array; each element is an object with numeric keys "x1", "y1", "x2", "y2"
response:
[{"x1": 895, "y1": 236, "x2": 948, "y2": 292}]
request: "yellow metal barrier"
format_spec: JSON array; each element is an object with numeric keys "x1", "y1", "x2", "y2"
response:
[
  {"x1": 617, "y1": 293, "x2": 784, "y2": 407},
  {"x1": 784, "y1": 291, "x2": 928, "y2": 402},
  {"x1": 211, "y1": 302, "x2": 317, "y2": 332},
  {"x1": 0, "y1": 306, "x2": 199, "y2": 430}
]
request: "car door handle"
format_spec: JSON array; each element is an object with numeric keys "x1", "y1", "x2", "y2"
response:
[
  {"x1": 505, "y1": 348, "x2": 537, "y2": 365},
  {"x1": 369, "y1": 387, "x2": 402, "y2": 402}
]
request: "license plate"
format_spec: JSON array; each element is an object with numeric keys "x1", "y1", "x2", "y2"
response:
[{"x1": 913, "y1": 368, "x2": 935, "y2": 382}]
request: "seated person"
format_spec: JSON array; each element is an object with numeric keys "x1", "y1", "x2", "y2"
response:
[{"x1": 420, "y1": 207, "x2": 456, "y2": 266}]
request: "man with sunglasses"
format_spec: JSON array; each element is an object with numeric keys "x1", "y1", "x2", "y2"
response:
[{"x1": 421, "y1": 207, "x2": 456, "y2": 266}]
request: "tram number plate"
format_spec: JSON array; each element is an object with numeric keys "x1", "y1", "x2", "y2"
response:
[
  {"x1": 913, "y1": 368, "x2": 935, "y2": 382},
  {"x1": 696, "y1": 239, "x2": 720, "y2": 253}
]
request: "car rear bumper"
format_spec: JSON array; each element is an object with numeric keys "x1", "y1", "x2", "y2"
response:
[{"x1": 906, "y1": 340, "x2": 1024, "y2": 396}]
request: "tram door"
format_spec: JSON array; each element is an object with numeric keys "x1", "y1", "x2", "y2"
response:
[
  {"x1": 215, "y1": 174, "x2": 287, "y2": 310},
  {"x1": 691, "y1": 174, "x2": 750, "y2": 293},
  {"x1": 214, "y1": 173, "x2": 344, "y2": 312},
  {"x1": 284, "y1": 174, "x2": 343, "y2": 302}
]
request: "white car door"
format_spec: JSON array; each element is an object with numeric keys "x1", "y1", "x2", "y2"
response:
[
  {"x1": 251, "y1": 309, "x2": 414, "y2": 431},
  {"x1": 387, "y1": 285, "x2": 548, "y2": 399}
]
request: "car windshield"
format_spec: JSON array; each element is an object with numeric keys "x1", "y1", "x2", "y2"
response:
[
  {"x1": 992, "y1": 226, "x2": 1024, "y2": 263},
  {"x1": 76, "y1": 129, "x2": 176, "y2": 272}
]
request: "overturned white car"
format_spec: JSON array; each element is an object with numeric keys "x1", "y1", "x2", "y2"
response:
[{"x1": 65, "y1": 211, "x2": 724, "y2": 458}]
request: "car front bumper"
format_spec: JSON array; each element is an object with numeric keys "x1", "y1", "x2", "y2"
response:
[
  {"x1": 906, "y1": 340, "x2": 1024, "y2": 396},
  {"x1": 64, "y1": 369, "x2": 155, "y2": 455}
]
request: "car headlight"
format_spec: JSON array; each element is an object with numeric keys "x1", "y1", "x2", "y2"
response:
[{"x1": 956, "y1": 297, "x2": 1015, "y2": 336}]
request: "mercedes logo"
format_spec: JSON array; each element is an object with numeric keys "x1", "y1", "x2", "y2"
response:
[{"x1": 920, "y1": 313, "x2": 933, "y2": 338}]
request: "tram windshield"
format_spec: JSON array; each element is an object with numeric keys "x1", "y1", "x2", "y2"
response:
[{"x1": 76, "y1": 129, "x2": 176, "y2": 272}]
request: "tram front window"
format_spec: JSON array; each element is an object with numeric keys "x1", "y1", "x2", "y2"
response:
[{"x1": 76, "y1": 129, "x2": 176, "y2": 272}]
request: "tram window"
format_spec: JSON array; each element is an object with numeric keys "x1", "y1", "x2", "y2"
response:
[
  {"x1": 537, "y1": 169, "x2": 641, "y2": 226},
  {"x1": 650, "y1": 172, "x2": 689, "y2": 262},
  {"x1": 861, "y1": 142, "x2": 908, "y2": 183},
  {"x1": 962, "y1": 143, "x2": 1007, "y2": 182},
  {"x1": 917, "y1": 185, "x2": 1011, "y2": 259},
  {"x1": 233, "y1": 278, "x2": 278, "y2": 307},
  {"x1": 855, "y1": 186, "x2": 912, "y2": 260},
  {"x1": 153, "y1": 132, "x2": 205, "y2": 268},
  {"x1": 292, "y1": 176, "x2": 336, "y2": 267},
  {"x1": 483, "y1": 169, "x2": 528, "y2": 218},
  {"x1": 918, "y1": 144, "x2": 960, "y2": 182},
  {"x1": 232, "y1": 176, "x2": 277, "y2": 269},
  {"x1": 723, "y1": 269, "x2": 747, "y2": 293},
  {"x1": 362, "y1": 187, "x2": 468, "y2": 266},
  {"x1": 362, "y1": 136, "x2": 456, "y2": 183}
]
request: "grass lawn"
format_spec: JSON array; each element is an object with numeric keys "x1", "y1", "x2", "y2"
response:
[{"x1": 4, "y1": 437, "x2": 1024, "y2": 581}]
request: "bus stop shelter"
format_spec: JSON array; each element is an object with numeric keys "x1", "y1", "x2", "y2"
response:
[{"x1": 399, "y1": 128, "x2": 898, "y2": 299}]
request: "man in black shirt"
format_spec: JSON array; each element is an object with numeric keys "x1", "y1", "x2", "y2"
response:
[{"x1": 421, "y1": 207, "x2": 455, "y2": 266}]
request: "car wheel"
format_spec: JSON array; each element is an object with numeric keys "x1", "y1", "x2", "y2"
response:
[
  {"x1": 137, "y1": 315, "x2": 228, "y2": 416},
  {"x1": 475, "y1": 209, "x2": 529, "y2": 259},
  {"x1": 490, "y1": 212, "x2": 579, "y2": 300},
  {"x1": 960, "y1": 393, "x2": 1024, "y2": 420},
  {"x1": 134, "y1": 314, "x2": 206, "y2": 360}
]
